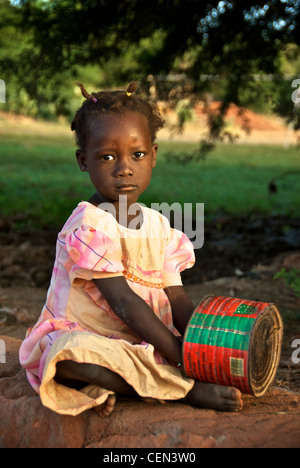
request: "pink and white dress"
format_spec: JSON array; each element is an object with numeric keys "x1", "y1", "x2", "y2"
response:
[{"x1": 19, "y1": 202, "x2": 195, "y2": 415}]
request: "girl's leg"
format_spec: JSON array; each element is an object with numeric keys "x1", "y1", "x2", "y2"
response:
[
  {"x1": 56, "y1": 360, "x2": 137, "y2": 395},
  {"x1": 55, "y1": 360, "x2": 243, "y2": 414},
  {"x1": 181, "y1": 381, "x2": 243, "y2": 412},
  {"x1": 55, "y1": 360, "x2": 138, "y2": 416}
]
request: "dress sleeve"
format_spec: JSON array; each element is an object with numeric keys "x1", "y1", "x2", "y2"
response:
[
  {"x1": 61, "y1": 223, "x2": 124, "y2": 285},
  {"x1": 162, "y1": 229, "x2": 195, "y2": 287}
]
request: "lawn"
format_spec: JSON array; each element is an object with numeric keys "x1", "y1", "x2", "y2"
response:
[{"x1": 0, "y1": 133, "x2": 299, "y2": 229}]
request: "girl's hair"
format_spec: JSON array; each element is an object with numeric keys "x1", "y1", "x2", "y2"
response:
[{"x1": 71, "y1": 82, "x2": 165, "y2": 151}]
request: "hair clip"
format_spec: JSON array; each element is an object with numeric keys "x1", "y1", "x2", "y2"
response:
[
  {"x1": 125, "y1": 82, "x2": 137, "y2": 97},
  {"x1": 76, "y1": 82, "x2": 98, "y2": 103},
  {"x1": 90, "y1": 94, "x2": 98, "y2": 103}
]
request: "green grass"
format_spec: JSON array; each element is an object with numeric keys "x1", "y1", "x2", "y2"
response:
[
  {"x1": 142, "y1": 142, "x2": 300, "y2": 217},
  {"x1": 0, "y1": 134, "x2": 299, "y2": 229}
]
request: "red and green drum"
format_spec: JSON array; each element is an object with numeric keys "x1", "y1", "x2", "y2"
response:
[{"x1": 183, "y1": 295, "x2": 283, "y2": 397}]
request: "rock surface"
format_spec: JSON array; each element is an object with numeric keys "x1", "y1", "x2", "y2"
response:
[{"x1": 0, "y1": 335, "x2": 300, "y2": 448}]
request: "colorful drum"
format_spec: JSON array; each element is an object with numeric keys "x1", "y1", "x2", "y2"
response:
[{"x1": 183, "y1": 295, "x2": 283, "y2": 397}]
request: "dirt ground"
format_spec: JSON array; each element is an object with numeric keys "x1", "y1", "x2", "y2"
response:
[{"x1": 1, "y1": 104, "x2": 299, "y2": 146}]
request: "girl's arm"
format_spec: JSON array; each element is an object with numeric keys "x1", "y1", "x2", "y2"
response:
[
  {"x1": 164, "y1": 286, "x2": 195, "y2": 336},
  {"x1": 93, "y1": 276, "x2": 182, "y2": 364}
]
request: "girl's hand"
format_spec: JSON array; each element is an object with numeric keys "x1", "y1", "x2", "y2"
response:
[{"x1": 164, "y1": 285, "x2": 195, "y2": 336}]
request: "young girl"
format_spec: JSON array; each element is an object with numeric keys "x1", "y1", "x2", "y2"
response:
[{"x1": 19, "y1": 82, "x2": 242, "y2": 416}]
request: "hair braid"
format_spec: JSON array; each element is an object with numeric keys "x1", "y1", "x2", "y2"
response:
[{"x1": 126, "y1": 82, "x2": 138, "y2": 96}]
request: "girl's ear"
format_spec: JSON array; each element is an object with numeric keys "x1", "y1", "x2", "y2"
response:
[
  {"x1": 151, "y1": 144, "x2": 158, "y2": 168},
  {"x1": 76, "y1": 150, "x2": 88, "y2": 172}
]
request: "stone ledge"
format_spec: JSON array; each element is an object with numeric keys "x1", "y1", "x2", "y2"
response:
[{"x1": 0, "y1": 335, "x2": 300, "y2": 448}]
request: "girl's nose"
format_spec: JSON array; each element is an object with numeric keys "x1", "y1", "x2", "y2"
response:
[{"x1": 115, "y1": 157, "x2": 133, "y2": 177}]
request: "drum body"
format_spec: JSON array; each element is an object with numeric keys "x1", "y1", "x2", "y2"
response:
[{"x1": 183, "y1": 295, "x2": 283, "y2": 396}]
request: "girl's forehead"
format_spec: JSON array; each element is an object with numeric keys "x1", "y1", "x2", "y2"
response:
[
  {"x1": 87, "y1": 111, "x2": 152, "y2": 145},
  {"x1": 89, "y1": 111, "x2": 149, "y2": 130}
]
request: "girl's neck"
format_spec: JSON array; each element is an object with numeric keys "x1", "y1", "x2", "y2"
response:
[{"x1": 88, "y1": 192, "x2": 143, "y2": 230}]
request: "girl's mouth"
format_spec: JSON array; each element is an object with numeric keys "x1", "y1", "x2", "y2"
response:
[{"x1": 115, "y1": 184, "x2": 138, "y2": 192}]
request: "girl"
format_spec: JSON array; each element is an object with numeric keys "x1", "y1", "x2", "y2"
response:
[{"x1": 19, "y1": 82, "x2": 242, "y2": 416}]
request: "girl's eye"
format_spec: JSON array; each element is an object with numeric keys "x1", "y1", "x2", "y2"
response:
[
  {"x1": 101, "y1": 154, "x2": 114, "y2": 161},
  {"x1": 133, "y1": 152, "x2": 146, "y2": 159}
]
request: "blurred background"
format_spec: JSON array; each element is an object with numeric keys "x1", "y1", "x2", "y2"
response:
[
  {"x1": 0, "y1": 2, "x2": 300, "y2": 368},
  {"x1": 1, "y1": 0, "x2": 300, "y2": 220}
]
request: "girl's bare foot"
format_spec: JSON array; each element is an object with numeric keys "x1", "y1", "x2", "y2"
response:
[
  {"x1": 182, "y1": 381, "x2": 243, "y2": 412},
  {"x1": 94, "y1": 394, "x2": 116, "y2": 417}
]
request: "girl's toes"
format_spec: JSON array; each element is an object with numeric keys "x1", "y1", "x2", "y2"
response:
[{"x1": 94, "y1": 394, "x2": 116, "y2": 417}]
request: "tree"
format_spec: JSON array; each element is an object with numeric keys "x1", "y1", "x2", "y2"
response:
[
  {"x1": 0, "y1": 0, "x2": 80, "y2": 118},
  {"x1": 4, "y1": 0, "x2": 300, "y2": 154}
]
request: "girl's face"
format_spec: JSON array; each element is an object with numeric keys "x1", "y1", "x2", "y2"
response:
[{"x1": 76, "y1": 111, "x2": 158, "y2": 208}]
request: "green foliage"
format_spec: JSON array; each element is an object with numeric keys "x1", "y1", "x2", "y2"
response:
[
  {"x1": 2, "y1": 0, "x2": 300, "y2": 155},
  {"x1": 274, "y1": 268, "x2": 300, "y2": 297}
]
